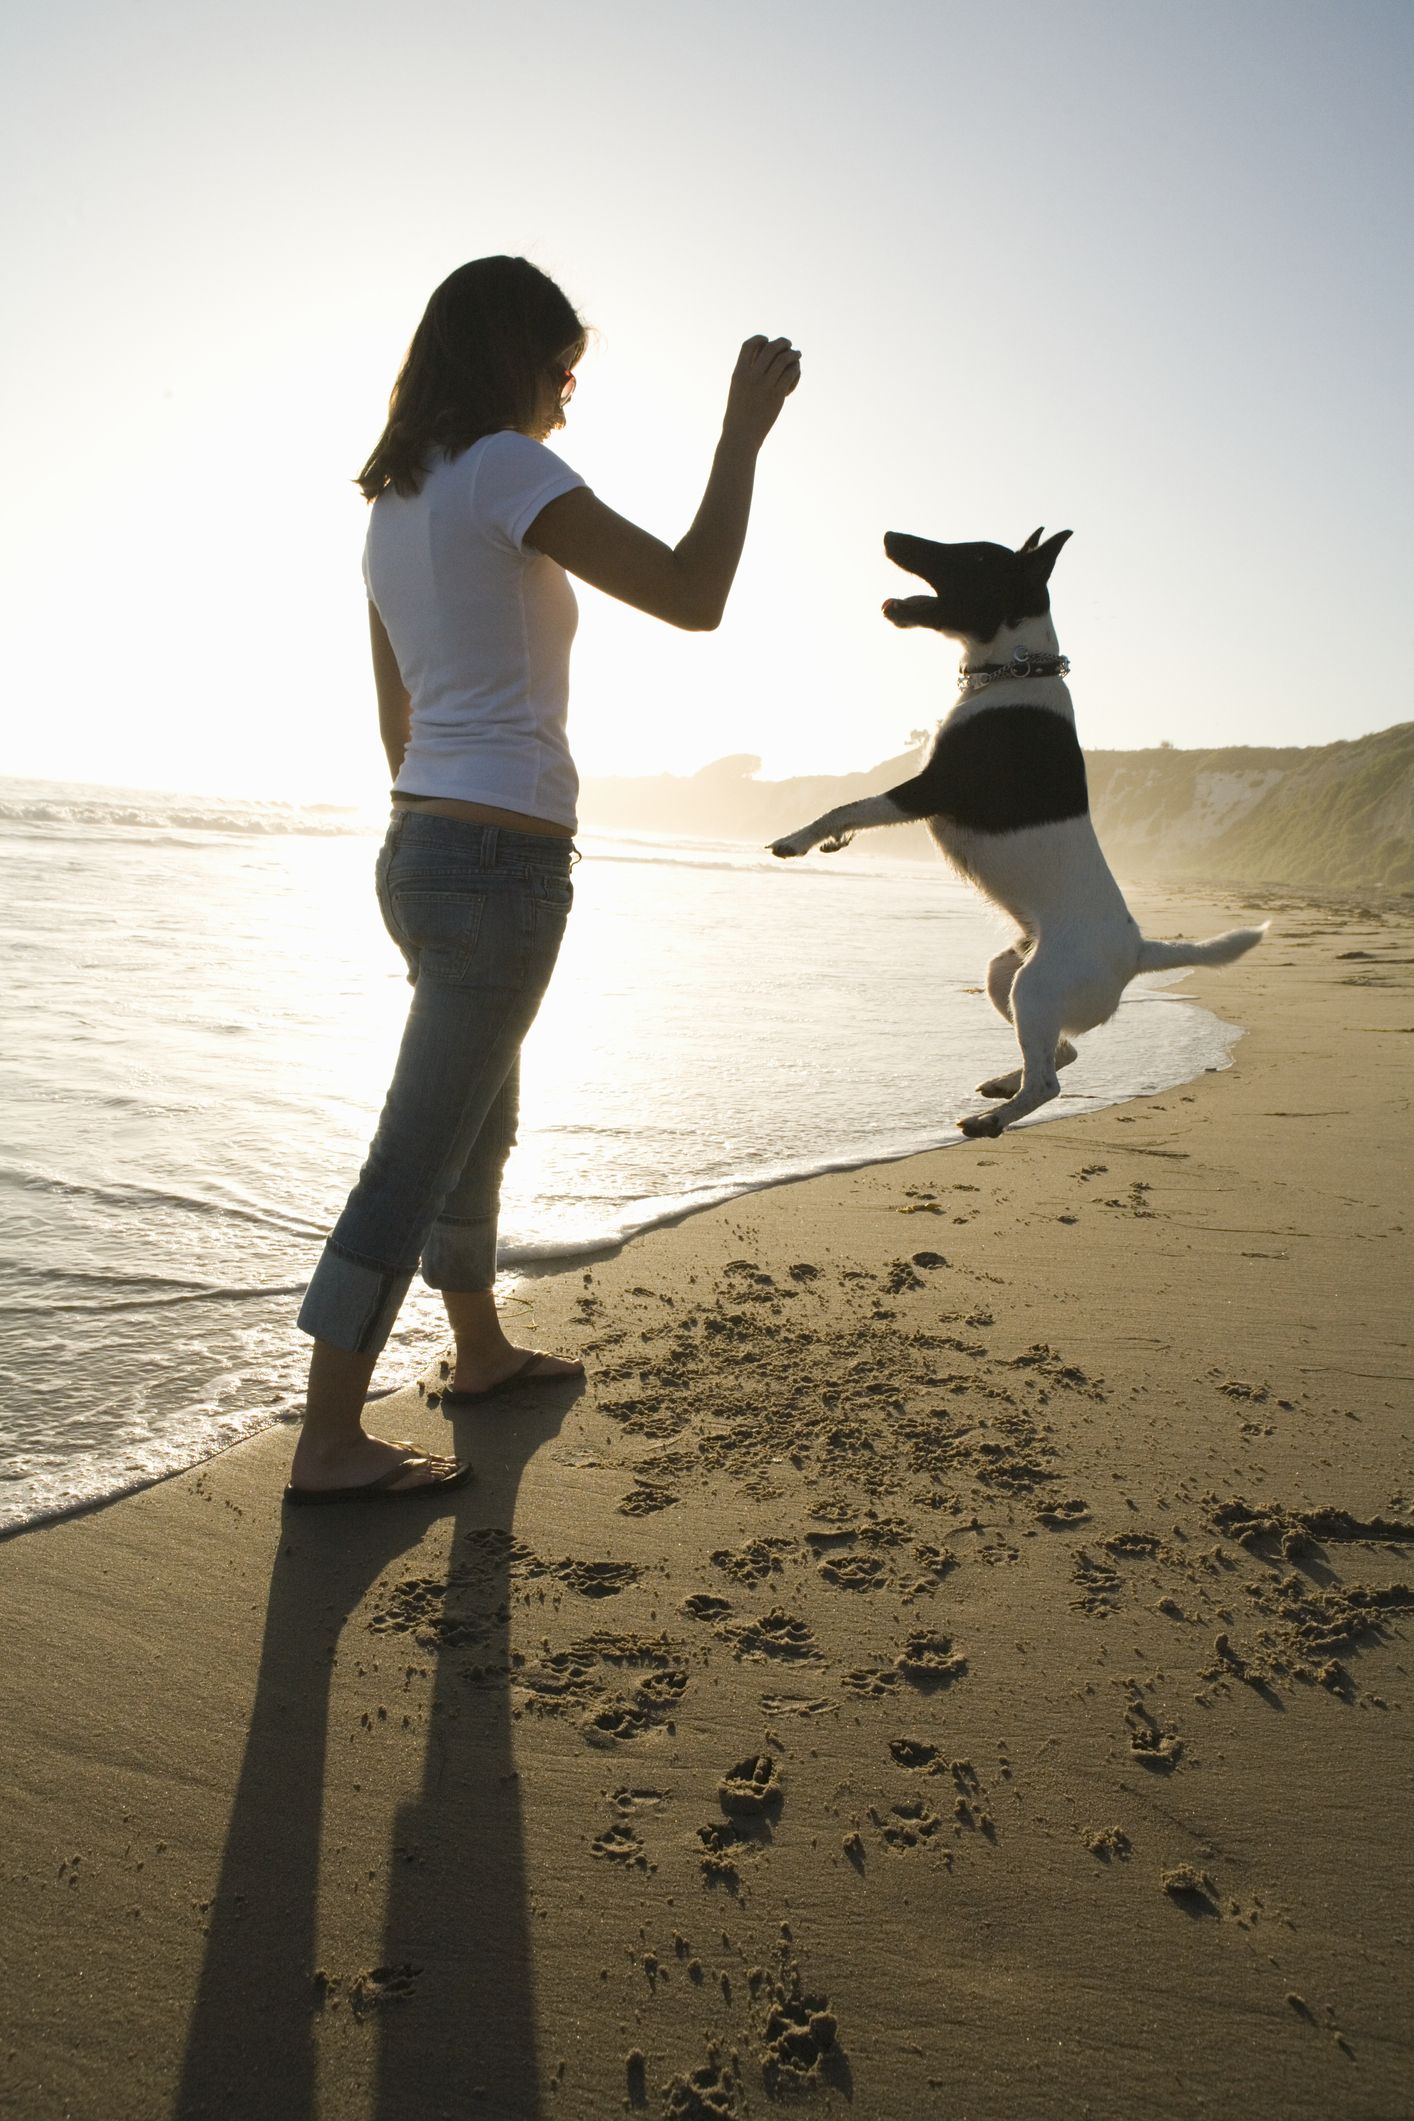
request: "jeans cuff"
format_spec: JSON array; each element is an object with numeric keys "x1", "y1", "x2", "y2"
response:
[
  {"x1": 297, "y1": 1242, "x2": 415, "y2": 1355},
  {"x1": 420, "y1": 1216, "x2": 498, "y2": 1293}
]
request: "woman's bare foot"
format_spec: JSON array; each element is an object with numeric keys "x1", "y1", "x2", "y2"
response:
[
  {"x1": 450, "y1": 1346, "x2": 584, "y2": 1396},
  {"x1": 443, "y1": 1288, "x2": 583, "y2": 1397},
  {"x1": 289, "y1": 1432, "x2": 461, "y2": 1495}
]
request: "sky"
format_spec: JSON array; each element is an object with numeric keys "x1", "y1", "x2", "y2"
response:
[{"x1": 2, "y1": 0, "x2": 1411, "y2": 805}]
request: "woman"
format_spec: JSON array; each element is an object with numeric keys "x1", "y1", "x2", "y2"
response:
[{"x1": 287, "y1": 255, "x2": 800, "y2": 1502}]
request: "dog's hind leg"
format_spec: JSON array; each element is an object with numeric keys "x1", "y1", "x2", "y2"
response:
[
  {"x1": 976, "y1": 1041, "x2": 1076, "y2": 1100},
  {"x1": 978, "y1": 944, "x2": 1073, "y2": 1095},
  {"x1": 985, "y1": 942, "x2": 1026, "y2": 1022},
  {"x1": 960, "y1": 968, "x2": 1065, "y2": 1136}
]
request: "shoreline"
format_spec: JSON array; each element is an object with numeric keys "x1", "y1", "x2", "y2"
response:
[
  {"x1": 3, "y1": 939, "x2": 1243, "y2": 1543},
  {"x1": 3, "y1": 888, "x2": 1411, "y2": 2119}
]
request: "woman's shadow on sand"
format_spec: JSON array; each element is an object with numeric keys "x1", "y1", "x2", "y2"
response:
[{"x1": 173, "y1": 1377, "x2": 583, "y2": 2121}]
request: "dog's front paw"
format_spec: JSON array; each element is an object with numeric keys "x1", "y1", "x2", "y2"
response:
[
  {"x1": 818, "y1": 832, "x2": 855, "y2": 855},
  {"x1": 770, "y1": 836, "x2": 807, "y2": 859},
  {"x1": 958, "y1": 1111, "x2": 1004, "y2": 1139}
]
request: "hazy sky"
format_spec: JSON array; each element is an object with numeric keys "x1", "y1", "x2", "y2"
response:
[{"x1": 3, "y1": 0, "x2": 1411, "y2": 803}]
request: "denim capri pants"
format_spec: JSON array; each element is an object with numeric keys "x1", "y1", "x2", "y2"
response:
[{"x1": 297, "y1": 811, "x2": 573, "y2": 1356}]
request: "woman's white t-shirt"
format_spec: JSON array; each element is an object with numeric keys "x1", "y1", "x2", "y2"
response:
[{"x1": 363, "y1": 431, "x2": 587, "y2": 828}]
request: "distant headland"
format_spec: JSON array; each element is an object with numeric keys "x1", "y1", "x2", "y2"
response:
[{"x1": 580, "y1": 722, "x2": 1414, "y2": 895}]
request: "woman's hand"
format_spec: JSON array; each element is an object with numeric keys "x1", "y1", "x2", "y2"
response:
[
  {"x1": 527, "y1": 332, "x2": 802, "y2": 631},
  {"x1": 722, "y1": 335, "x2": 801, "y2": 449}
]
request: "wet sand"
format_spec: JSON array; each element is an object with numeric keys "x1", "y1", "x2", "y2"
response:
[{"x1": 3, "y1": 891, "x2": 1412, "y2": 2119}]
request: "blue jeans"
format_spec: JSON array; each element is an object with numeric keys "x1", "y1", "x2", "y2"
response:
[{"x1": 297, "y1": 812, "x2": 574, "y2": 1356}]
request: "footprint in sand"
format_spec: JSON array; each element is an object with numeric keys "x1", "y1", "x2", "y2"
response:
[
  {"x1": 871, "y1": 1796, "x2": 944, "y2": 1851},
  {"x1": 843, "y1": 1631, "x2": 967, "y2": 1697},
  {"x1": 1125, "y1": 1716, "x2": 1184, "y2": 1771},
  {"x1": 552, "y1": 1559, "x2": 641, "y2": 1598},
  {"x1": 336, "y1": 1963, "x2": 422, "y2": 2019},
  {"x1": 711, "y1": 1538, "x2": 795, "y2": 1588},
  {"x1": 842, "y1": 1664, "x2": 899, "y2": 1698},
  {"x1": 817, "y1": 1552, "x2": 888, "y2": 1591},
  {"x1": 617, "y1": 1484, "x2": 679, "y2": 1516},
  {"x1": 889, "y1": 1738, "x2": 940, "y2": 1771},
  {"x1": 581, "y1": 1685, "x2": 682, "y2": 1748},
  {"x1": 610, "y1": 1785, "x2": 668, "y2": 1815},
  {"x1": 1103, "y1": 1531, "x2": 1165, "y2": 1558},
  {"x1": 804, "y1": 1526, "x2": 857, "y2": 1553},
  {"x1": 591, "y1": 1824, "x2": 648, "y2": 1868},
  {"x1": 718, "y1": 1754, "x2": 784, "y2": 1818},
  {"x1": 759, "y1": 1981, "x2": 842, "y2": 2099},
  {"x1": 697, "y1": 1820, "x2": 758, "y2": 1887},
  {"x1": 1034, "y1": 1497, "x2": 1091, "y2": 1529},
  {"x1": 514, "y1": 1632, "x2": 689, "y2": 1747},
  {"x1": 894, "y1": 1629, "x2": 969, "y2": 1689},
  {"x1": 721, "y1": 1609, "x2": 821, "y2": 1663},
  {"x1": 1070, "y1": 1550, "x2": 1122, "y2": 1613},
  {"x1": 366, "y1": 1576, "x2": 494, "y2": 1649},
  {"x1": 661, "y1": 2059, "x2": 741, "y2": 2118}
]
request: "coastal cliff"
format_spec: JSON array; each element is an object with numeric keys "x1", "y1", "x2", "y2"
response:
[{"x1": 580, "y1": 721, "x2": 1414, "y2": 894}]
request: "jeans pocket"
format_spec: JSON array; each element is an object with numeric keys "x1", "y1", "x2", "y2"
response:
[
  {"x1": 533, "y1": 870, "x2": 574, "y2": 913},
  {"x1": 376, "y1": 843, "x2": 403, "y2": 934},
  {"x1": 392, "y1": 888, "x2": 487, "y2": 983}
]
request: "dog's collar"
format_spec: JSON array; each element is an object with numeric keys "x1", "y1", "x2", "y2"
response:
[{"x1": 960, "y1": 650, "x2": 1071, "y2": 694}]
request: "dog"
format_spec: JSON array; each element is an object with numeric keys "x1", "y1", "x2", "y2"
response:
[{"x1": 771, "y1": 527, "x2": 1265, "y2": 1137}]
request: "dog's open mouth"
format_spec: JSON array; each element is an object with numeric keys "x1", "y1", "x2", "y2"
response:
[
  {"x1": 881, "y1": 594, "x2": 939, "y2": 628},
  {"x1": 881, "y1": 531, "x2": 945, "y2": 629}
]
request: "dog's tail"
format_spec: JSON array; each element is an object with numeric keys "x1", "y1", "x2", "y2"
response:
[{"x1": 1135, "y1": 923, "x2": 1269, "y2": 974}]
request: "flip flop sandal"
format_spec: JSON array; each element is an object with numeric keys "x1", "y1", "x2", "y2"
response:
[
  {"x1": 438, "y1": 1352, "x2": 585, "y2": 1408},
  {"x1": 284, "y1": 1452, "x2": 474, "y2": 1507}
]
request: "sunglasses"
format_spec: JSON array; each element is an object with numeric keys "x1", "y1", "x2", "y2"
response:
[{"x1": 557, "y1": 367, "x2": 576, "y2": 407}]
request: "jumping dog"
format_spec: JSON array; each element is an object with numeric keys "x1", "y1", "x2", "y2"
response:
[{"x1": 771, "y1": 528, "x2": 1265, "y2": 1136}]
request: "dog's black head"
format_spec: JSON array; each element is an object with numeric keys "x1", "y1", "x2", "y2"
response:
[{"x1": 882, "y1": 527, "x2": 1072, "y2": 644}]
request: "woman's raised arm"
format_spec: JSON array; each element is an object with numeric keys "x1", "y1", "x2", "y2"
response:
[{"x1": 525, "y1": 334, "x2": 800, "y2": 632}]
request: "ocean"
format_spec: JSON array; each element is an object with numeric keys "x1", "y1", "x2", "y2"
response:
[{"x1": 0, "y1": 776, "x2": 1240, "y2": 1535}]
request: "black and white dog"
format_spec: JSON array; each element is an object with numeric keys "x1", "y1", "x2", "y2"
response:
[{"x1": 771, "y1": 528, "x2": 1265, "y2": 1137}]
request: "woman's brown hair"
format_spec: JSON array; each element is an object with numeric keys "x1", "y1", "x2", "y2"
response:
[{"x1": 357, "y1": 256, "x2": 589, "y2": 501}]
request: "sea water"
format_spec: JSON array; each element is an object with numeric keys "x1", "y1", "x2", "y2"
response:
[{"x1": 0, "y1": 777, "x2": 1239, "y2": 1534}]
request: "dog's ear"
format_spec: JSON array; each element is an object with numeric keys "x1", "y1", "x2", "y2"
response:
[
  {"x1": 1029, "y1": 528, "x2": 1072, "y2": 580},
  {"x1": 1017, "y1": 527, "x2": 1044, "y2": 554}
]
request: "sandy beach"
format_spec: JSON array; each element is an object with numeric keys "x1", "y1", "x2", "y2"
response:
[{"x1": 3, "y1": 889, "x2": 1411, "y2": 2121}]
